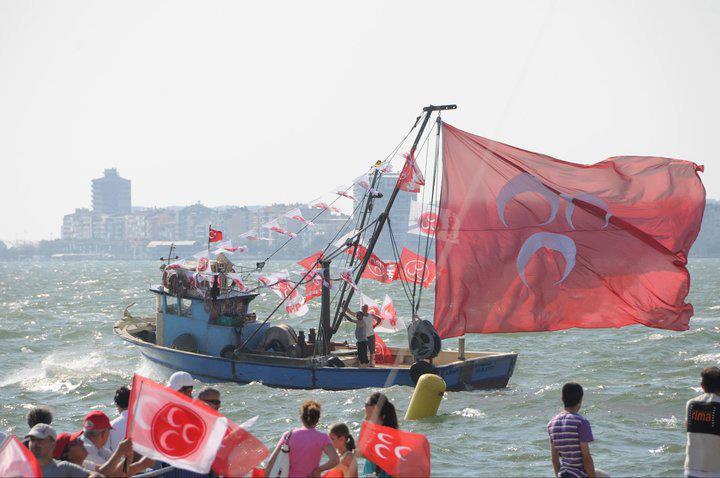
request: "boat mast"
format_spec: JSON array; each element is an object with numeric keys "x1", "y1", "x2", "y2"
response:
[{"x1": 336, "y1": 104, "x2": 456, "y2": 320}]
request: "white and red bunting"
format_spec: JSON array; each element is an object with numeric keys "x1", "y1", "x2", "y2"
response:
[
  {"x1": 284, "y1": 208, "x2": 315, "y2": 227},
  {"x1": 258, "y1": 270, "x2": 308, "y2": 317},
  {"x1": 226, "y1": 273, "x2": 248, "y2": 292},
  {"x1": 397, "y1": 247, "x2": 436, "y2": 288},
  {"x1": 0, "y1": 436, "x2": 42, "y2": 478},
  {"x1": 213, "y1": 240, "x2": 247, "y2": 254},
  {"x1": 339, "y1": 267, "x2": 360, "y2": 292},
  {"x1": 354, "y1": 173, "x2": 371, "y2": 190},
  {"x1": 311, "y1": 201, "x2": 341, "y2": 214},
  {"x1": 126, "y1": 374, "x2": 228, "y2": 474},
  {"x1": 304, "y1": 269, "x2": 327, "y2": 302},
  {"x1": 408, "y1": 201, "x2": 439, "y2": 238},
  {"x1": 335, "y1": 190, "x2": 354, "y2": 200},
  {"x1": 193, "y1": 250, "x2": 213, "y2": 274},
  {"x1": 262, "y1": 219, "x2": 297, "y2": 238},
  {"x1": 240, "y1": 230, "x2": 272, "y2": 241},
  {"x1": 397, "y1": 151, "x2": 425, "y2": 193}
]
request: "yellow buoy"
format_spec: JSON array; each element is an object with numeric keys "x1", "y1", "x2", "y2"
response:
[{"x1": 405, "y1": 373, "x2": 446, "y2": 420}]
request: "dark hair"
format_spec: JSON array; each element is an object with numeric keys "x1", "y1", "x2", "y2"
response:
[
  {"x1": 329, "y1": 423, "x2": 356, "y2": 451},
  {"x1": 114, "y1": 386, "x2": 131, "y2": 409},
  {"x1": 562, "y1": 382, "x2": 584, "y2": 408},
  {"x1": 27, "y1": 406, "x2": 53, "y2": 428},
  {"x1": 301, "y1": 400, "x2": 321, "y2": 427},
  {"x1": 367, "y1": 392, "x2": 398, "y2": 429},
  {"x1": 198, "y1": 387, "x2": 220, "y2": 400},
  {"x1": 701, "y1": 367, "x2": 720, "y2": 394}
]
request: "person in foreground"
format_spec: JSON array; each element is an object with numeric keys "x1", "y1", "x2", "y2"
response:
[
  {"x1": 325, "y1": 423, "x2": 358, "y2": 477},
  {"x1": 360, "y1": 392, "x2": 398, "y2": 477},
  {"x1": 685, "y1": 366, "x2": 720, "y2": 478},
  {"x1": 26, "y1": 423, "x2": 93, "y2": 478},
  {"x1": 548, "y1": 382, "x2": 608, "y2": 478},
  {"x1": 266, "y1": 400, "x2": 339, "y2": 477}
]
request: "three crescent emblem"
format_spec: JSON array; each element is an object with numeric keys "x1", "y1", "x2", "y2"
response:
[
  {"x1": 372, "y1": 432, "x2": 413, "y2": 462},
  {"x1": 418, "y1": 212, "x2": 438, "y2": 234},
  {"x1": 151, "y1": 404, "x2": 207, "y2": 458},
  {"x1": 404, "y1": 259, "x2": 425, "y2": 279},
  {"x1": 499, "y1": 173, "x2": 612, "y2": 288}
]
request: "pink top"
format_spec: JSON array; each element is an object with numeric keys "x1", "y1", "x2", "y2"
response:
[{"x1": 285, "y1": 427, "x2": 332, "y2": 478}]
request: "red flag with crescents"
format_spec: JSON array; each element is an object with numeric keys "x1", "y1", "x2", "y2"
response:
[
  {"x1": 126, "y1": 374, "x2": 228, "y2": 474},
  {"x1": 435, "y1": 122, "x2": 706, "y2": 337},
  {"x1": 298, "y1": 251, "x2": 324, "y2": 270},
  {"x1": 0, "y1": 436, "x2": 42, "y2": 478},
  {"x1": 397, "y1": 151, "x2": 425, "y2": 193},
  {"x1": 361, "y1": 255, "x2": 398, "y2": 284},
  {"x1": 397, "y1": 247, "x2": 436, "y2": 288},
  {"x1": 212, "y1": 418, "x2": 269, "y2": 478},
  {"x1": 358, "y1": 421, "x2": 431, "y2": 477},
  {"x1": 209, "y1": 227, "x2": 223, "y2": 243}
]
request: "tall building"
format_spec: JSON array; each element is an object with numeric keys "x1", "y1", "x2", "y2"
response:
[
  {"x1": 92, "y1": 168, "x2": 131, "y2": 214},
  {"x1": 353, "y1": 173, "x2": 416, "y2": 259}
]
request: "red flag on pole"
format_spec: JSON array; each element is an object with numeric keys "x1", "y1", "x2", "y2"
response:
[
  {"x1": 211, "y1": 417, "x2": 269, "y2": 478},
  {"x1": 298, "y1": 251, "x2": 325, "y2": 270},
  {"x1": 126, "y1": 374, "x2": 228, "y2": 474},
  {"x1": 435, "y1": 122, "x2": 706, "y2": 337},
  {"x1": 397, "y1": 247, "x2": 436, "y2": 288},
  {"x1": 358, "y1": 421, "x2": 431, "y2": 477},
  {"x1": 209, "y1": 227, "x2": 223, "y2": 243},
  {"x1": 397, "y1": 151, "x2": 425, "y2": 193},
  {"x1": 361, "y1": 255, "x2": 398, "y2": 284},
  {"x1": 0, "y1": 436, "x2": 42, "y2": 478}
]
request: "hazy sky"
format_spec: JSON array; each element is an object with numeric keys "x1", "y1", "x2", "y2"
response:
[{"x1": 1, "y1": 0, "x2": 718, "y2": 241}]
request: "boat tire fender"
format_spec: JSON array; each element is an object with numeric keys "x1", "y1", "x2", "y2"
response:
[
  {"x1": 408, "y1": 319, "x2": 441, "y2": 360},
  {"x1": 326, "y1": 356, "x2": 345, "y2": 368},
  {"x1": 171, "y1": 333, "x2": 199, "y2": 353}
]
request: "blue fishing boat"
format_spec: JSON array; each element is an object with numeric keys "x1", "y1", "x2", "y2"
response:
[{"x1": 115, "y1": 104, "x2": 518, "y2": 391}]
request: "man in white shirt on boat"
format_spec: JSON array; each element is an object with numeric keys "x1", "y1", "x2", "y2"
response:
[
  {"x1": 360, "y1": 305, "x2": 379, "y2": 367},
  {"x1": 106, "y1": 386, "x2": 130, "y2": 452}
]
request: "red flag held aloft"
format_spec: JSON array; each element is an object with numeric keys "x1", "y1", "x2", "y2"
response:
[
  {"x1": 126, "y1": 374, "x2": 228, "y2": 474},
  {"x1": 358, "y1": 421, "x2": 431, "y2": 477},
  {"x1": 435, "y1": 122, "x2": 705, "y2": 337},
  {"x1": 209, "y1": 227, "x2": 223, "y2": 243},
  {"x1": 211, "y1": 417, "x2": 269, "y2": 478}
]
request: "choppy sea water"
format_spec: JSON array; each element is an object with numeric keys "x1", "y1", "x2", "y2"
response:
[{"x1": 0, "y1": 259, "x2": 719, "y2": 477}]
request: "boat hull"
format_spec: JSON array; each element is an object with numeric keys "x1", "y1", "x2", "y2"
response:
[{"x1": 121, "y1": 328, "x2": 517, "y2": 391}]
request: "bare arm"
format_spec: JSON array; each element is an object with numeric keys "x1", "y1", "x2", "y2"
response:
[
  {"x1": 549, "y1": 440, "x2": 560, "y2": 477},
  {"x1": 311, "y1": 444, "x2": 339, "y2": 477},
  {"x1": 128, "y1": 456, "x2": 155, "y2": 475},
  {"x1": 265, "y1": 439, "x2": 284, "y2": 475},
  {"x1": 343, "y1": 308, "x2": 358, "y2": 322},
  {"x1": 580, "y1": 441, "x2": 596, "y2": 478},
  {"x1": 97, "y1": 439, "x2": 133, "y2": 476}
]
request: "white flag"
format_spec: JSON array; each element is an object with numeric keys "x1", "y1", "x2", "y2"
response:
[
  {"x1": 375, "y1": 294, "x2": 405, "y2": 333},
  {"x1": 284, "y1": 208, "x2": 315, "y2": 227},
  {"x1": 408, "y1": 201, "x2": 439, "y2": 237}
]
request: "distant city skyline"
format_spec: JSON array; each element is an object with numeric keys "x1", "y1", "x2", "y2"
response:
[{"x1": 2, "y1": 1, "x2": 719, "y2": 241}]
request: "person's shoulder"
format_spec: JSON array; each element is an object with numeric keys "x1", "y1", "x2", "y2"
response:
[{"x1": 56, "y1": 460, "x2": 90, "y2": 477}]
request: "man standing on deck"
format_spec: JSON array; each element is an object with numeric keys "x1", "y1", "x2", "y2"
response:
[
  {"x1": 360, "y1": 304, "x2": 379, "y2": 367},
  {"x1": 685, "y1": 366, "x2": 720, "y2": 478},
  {"x1": 547, "y1": 383, "x2": 600, "y2": 478}
]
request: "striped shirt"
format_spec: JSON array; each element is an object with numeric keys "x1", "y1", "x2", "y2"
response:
[{"x1": 547, "y1": 411, "x2": 594, "y2": 478}]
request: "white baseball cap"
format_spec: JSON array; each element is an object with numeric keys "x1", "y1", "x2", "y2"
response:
[
  {"x1": 25, "y1": 423, "x2": 57, "y2": 440},
  {"x1": 167, "y1": 371, "x2": 195, "y2": 391}
]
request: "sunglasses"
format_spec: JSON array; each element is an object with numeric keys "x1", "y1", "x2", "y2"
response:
[{"x1": 203, "y1": 399, "x2": 221, "y2": 406}]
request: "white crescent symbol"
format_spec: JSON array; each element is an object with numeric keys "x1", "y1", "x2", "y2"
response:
[
  {"x1": 166, "y1": 407, "x2": 182, "y2": 428},
  {"x1": 517, "y1": 232, "x2": 576, "y2": 287},
  {"x1": 394, "y1": 446, "x2": 411, "y2": 461},
  {"x1": 377, "y1": 433, "x2": 393, "y2": 445},
  {"x1": 497, "y1": 172, "x2": 559, "y2": 227},
  {"x1": 374, "y1": 443, "x2": 390, "y2": 459},
  {"x1": 563, "y1": 193, "x2": 612, "y2": 230},
  {"x1": 160, "y1": 430, "x2": 179, "y2": 451},
  {"x1": 182, "y1": 424, "x2": 200, "y2": 443}
]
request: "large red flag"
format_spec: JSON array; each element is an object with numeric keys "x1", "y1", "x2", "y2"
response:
[
  {"x1": 298, "y1": 251, "x2": 324, "y2": 270},
  {"x1": 397, "y1": 247, "x2": 436, "y2": 288},
  {"x1": 435, "y1": 122, "x2": 706, "y2": 337},
  {"x1": 212, "y1": 417, "x2": 269, "y2": 478},
  {"x1": 0, "y1": 436, "x2": 41, "y2": 478},
  {"x1": 358, "y1": 421, "x2": 430, "y2": 477},
  {"x1": 126, "y1": 374, "x2": 228, "y2": 474}
]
